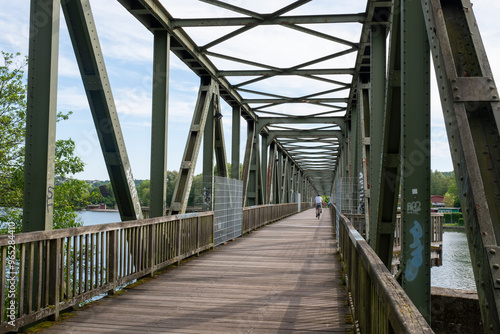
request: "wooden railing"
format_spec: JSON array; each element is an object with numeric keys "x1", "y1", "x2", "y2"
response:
[
  {"x1": 0, "y1": 202, "x2": 310, "y2": 332},
  {"x1": 242, "y1": 202, "x2": 312, "y2": 235},
  {"x1": 0, "y1": 213, "x2": 214, "y2": 333},
  {"x1": 344, "y1": 212, "x2": 444, "y2": 271},
  {"x1": 334, "y1": 205, "x2": 433, "y2": 333}
]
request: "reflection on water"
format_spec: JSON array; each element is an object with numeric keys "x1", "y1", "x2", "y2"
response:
[
  {"x1": 431, "y1": 230, "x2": 476, "y2": 291},
  {"x1": 77, "y1": 210, "x2": 121, "y2": 226}
]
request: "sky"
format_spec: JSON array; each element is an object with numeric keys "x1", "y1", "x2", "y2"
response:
[{"x1": 1, "y1": 0, "x2": 499, "y2": 181}]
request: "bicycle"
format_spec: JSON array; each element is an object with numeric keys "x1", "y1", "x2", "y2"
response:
[{"x1": 316, "y1": 206, "x2": 321, "y2": 219}]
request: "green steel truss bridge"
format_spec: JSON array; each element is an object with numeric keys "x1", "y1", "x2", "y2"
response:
[{"x1": 4, "y1": 0, "x2": 500, "y2": 332}]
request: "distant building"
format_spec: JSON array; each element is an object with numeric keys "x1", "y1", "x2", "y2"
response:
[{"x1": 431, "y1": 195, "x2": 445, "y2": 207}]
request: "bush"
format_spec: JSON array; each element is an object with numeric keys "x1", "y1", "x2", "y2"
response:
[{"x1": 443, "y1": 212, "x2": 463, "y2": 225}]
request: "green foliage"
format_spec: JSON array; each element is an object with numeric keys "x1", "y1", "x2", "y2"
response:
[
  {"x1": 0, "y1": 51, "x2": 87, "y2": 233},
  {"x1": 443, "y1": 212, "x2": 463, "y2": 225},
  {"x1": 0, "y1": 52, "x2": 27, "y2": 208},
  {"x1": 137, "y1": 180, "x2": 150, "y2": 206},
  {"x1": 431, "y1": 170, "x2": 452, "y2": 196}
]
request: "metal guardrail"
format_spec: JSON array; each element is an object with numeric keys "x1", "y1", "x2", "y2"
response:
[
  {"x1": 334, "y1": 205, "x2": 433, "y2": 333},
  {"x1": 0, "y1": 202, "x2": 310, "y2": 332}
]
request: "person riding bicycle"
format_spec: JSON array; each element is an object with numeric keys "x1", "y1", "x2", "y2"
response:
[{"x1": 315, "y1": 194, "x2": 323, "y2": 217}]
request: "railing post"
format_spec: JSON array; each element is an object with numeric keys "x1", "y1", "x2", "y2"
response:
[
  {"x1": 107, "y1": 230, "x2": 118, "y2": 295},
  {"x1": 196, "y1": 216, "x2": 200, "y2": 256},
  {"x1": 48, "y1": 239, "x2": 60, "y2": 321},
  {"x1": 177, "y1": 219, "x2": 182, "y2": 265},
  {"x1": 149, "y1": 225, "x2": 156, "y2": 277}
]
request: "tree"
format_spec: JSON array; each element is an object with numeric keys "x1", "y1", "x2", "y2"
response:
[
  {"x1": 431, "y1": 170, "x2": 451, "y2": 196},
  {"x1": 137, "y1": 180, "x2": 150, "y2": 206},
  {"x1": 0, "y1": 51, "x2": 88, "y2": 233}
]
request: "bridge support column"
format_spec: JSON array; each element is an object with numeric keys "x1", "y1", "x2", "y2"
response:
[
  {"x1": 23, "y1": 0, "x2": 60, "y2": 232},
  {"x1": 231, "y1": 106, "x2": 241, "y2": 180},
  {"x1": 369, "y1": 23, "x2": 387, "y2": 247},
  {"x1": 149, "y1": 30, "x2": 170, "y2": 218},
  {"x1": 261, "y1": 133, "x2": 268, "y2": 203}
]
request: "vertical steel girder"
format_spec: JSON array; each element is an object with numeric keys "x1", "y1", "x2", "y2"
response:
[
  {"x1": 281, "y1": 154, "x2": 289, "y2": 203},
  {"x1": 231, "y1": 106, "x2": 241, "y2": 180},
  {"x1": 23, "y1": 0, "x2": 60, "y2": 232},
  {"x1": 374, "y1": 1, "x2": 402, "y2": 270},
  {"x1": 422, "y1": 0, "x2": 500, "y2": 330},
  {"x1": 401, "y1": 0, "x2": 431, "y2": 321},
  {"x1": 149, "y1": 31, "x2": 170, "y2": 218},
  {"x1": 242, "y1": 120, "x2": 255, "y2": 207},
  {"x1": 369, "y1": 24, "x2": 387, "y2": 248},
  {"x1": 214, "y1": 114, "x2": 229, "y2": 177},
  {"x1": 267, "y1": 141, "x2": 277, "y2": 203},
  {"x1": 275, "y1": 149, "x2": 283, "y2": 203},
  {"x1": 202, "y1": 91, "x2": 215, "y2": 211},
  {"x1": 249, "y1": 131, "x2": 264, "y2": 205},
  {"x1": 61, "y1": 0, "x2": 142, "y2": 221},
  {"x1": 261, "y1": 133, "x2": 268, "y2": 203},
  {"x1": 359, "y1": 82, "x2": 371, "y2": 239},
  {"x1": 169, "y1": 78, "x2": 218, "y2": 214},
  {"x1": 349, "y1": 103, "x2": 360, "y2": 213},
  {"x1": 204, "y1": 94, "x2": 229, "y2": 210}
]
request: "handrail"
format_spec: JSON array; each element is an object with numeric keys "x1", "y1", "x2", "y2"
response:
[
  {"x1": 0, "y1": 203, "x2": 309, "y2": 332},
  {"x1": 333, "y1": 205, "x2": 434, "y2": 333},
  {"x1": 242, "y1": 202, "x2": 312, "y2": 234},
  {"x1": 0, "y1": 213, "x2": 214, "y2": 333}
]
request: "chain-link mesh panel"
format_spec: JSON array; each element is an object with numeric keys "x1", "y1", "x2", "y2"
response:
[{"x1": 213, "y1": 176, "x2": 243, "y2": 246}]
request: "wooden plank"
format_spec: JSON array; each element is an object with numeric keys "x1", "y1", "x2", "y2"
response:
[{"x1": 38, "y1": 209, "x2": 353, "y2": 333}]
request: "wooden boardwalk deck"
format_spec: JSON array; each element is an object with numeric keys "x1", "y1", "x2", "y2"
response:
[{"x1": 40, "y1": 209, "x2": 352, "y2": 333}]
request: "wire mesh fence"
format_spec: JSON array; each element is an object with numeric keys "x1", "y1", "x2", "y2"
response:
[{"x1": 213, "y1": 176, "x2": 243, "y2": 246}]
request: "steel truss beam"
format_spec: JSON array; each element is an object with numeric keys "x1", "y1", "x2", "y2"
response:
[
  {"x1": 62, "y1": 0, "x2": 142, "y2": 221},
  {"x1": 373, "y1": 1, "x2": 401, "y2": 269},
  {"x1": 421, "y1": 0, "x2": 500, "y2": 329},
  {"x1": 400, "y1": 0, "x2": 431, "y2": 321},
  {"x1": 169, "y1": 78, "x2": 218, "y2": 215},
  {"x1": 170, "y1": 14, "x2": 366, "y2": 28},
  {"x1": 117, "y1": 0, "x2": 257, "y2": 121},
  {"x1": 23, "y1": 0, "x2": 60, "y2": 232},
  {"x1": 149, "y1": 31, "x2": 170, "y2": 218}
]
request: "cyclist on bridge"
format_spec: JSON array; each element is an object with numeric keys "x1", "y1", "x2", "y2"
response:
[{"x1": 315, "y1": 194, "x2": 323, "y2": 219}]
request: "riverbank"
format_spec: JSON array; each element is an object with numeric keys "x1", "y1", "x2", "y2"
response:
[{"x1": 443, "y1": 225, "x2": 465, "y2": 231}]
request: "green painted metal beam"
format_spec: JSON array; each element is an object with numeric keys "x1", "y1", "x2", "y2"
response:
[
  {"x1": 23, "y1": 0, "x2": 60, "y2": 232},
  {"x1": 374, "y1": 1, "x2": 402, "y2": 270},
  {"x1": 231, "y1": 106, "x2": 241, "y2": 180},
  {"x1": 369, "y1": 23, "x2": 387, "y2": 247},
  {"x1": 149, "y1": 31, "x2": 170, "y2": 218},
  {"x1": 241, "y1": 120, "x2": 255, "y2": 207},
  {"x1": 261, "y1": 133, "x2": 268, "y2": 203},
  {"x1": 400, "y1": 0, "x2": 431, "y2": 322},
  {"x1": 61, "y1": 0, "x2": 142, "y2": 221},
  {"x1": 203, "y1": 89, "x2": 215, "y2": 211},
  {"x1": 171, "y1": 14, "x2": 366, "y2": 28},
  {"x1": 169, "y1": 78, "x2": 217, "y2": 214},
  {"x1": 421, "y1": 0, "x2": 500, "y2": 329},
  {"x1": 220, "y1": 69, "x2": 355, "y2": 77},
  {"x1": 359, "y1": 81, "x2": 371, "y2": 241}
]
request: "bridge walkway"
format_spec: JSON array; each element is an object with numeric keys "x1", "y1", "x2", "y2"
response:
[{"x1": 40, "y1": 209, "x2": 352, "y2": 333}]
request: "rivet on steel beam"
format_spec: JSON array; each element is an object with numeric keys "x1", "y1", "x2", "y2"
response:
[
  {"x1": 493, "y1": 96, "x2": 498, "y2": 100},
  {"x1": 455, "y1": 96, "x2": 461, "y2": 100},
  {"x1": 490, "y1": 248, "x2": 496, "y2": 255},
  {"x1": 494, "y1": 264, "x2": 500, "y2": 270}
]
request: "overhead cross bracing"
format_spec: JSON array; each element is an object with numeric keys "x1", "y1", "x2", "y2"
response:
[{"x1": 117, "y1": 0, "x2": 372, "y2": 197}]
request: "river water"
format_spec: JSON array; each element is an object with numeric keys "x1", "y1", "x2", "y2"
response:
[{"x1": 77, "y1": 211, "x2": 477, "y2": 291}]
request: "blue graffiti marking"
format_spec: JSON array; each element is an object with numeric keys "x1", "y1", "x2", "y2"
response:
[{"x1": 405, "y1": 220, "x2": 423, "y2": 282}]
